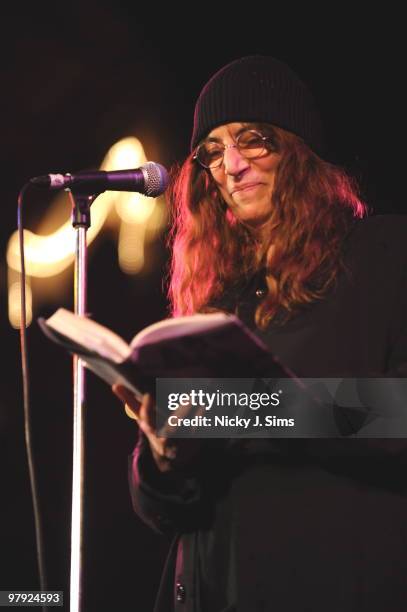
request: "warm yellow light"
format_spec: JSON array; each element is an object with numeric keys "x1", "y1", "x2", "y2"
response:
[
  {"x1": 116, "y1": 193, "x2": 155, "y2": 224},
  {"x1": 100, "y1": 137, "x2": 146, "y2": 171},
  {"x1": 6, "y1": 135, "x2": 167, "y2": 327},
  {"x1": 6, "y1": 137, "x2": 151, "y2": 277},
  {"x1": 9, "y1": 280, "x2": 32, "y2": 328},
  {"x1": 6, "y1": 198, "x2": 111, "y2": 276},
  {"x1": 103, "y1": 138, "x2": 157, "y2": 225},
  {"x1": 118, "y1": 222, "x2": 147, "y2": 274}
]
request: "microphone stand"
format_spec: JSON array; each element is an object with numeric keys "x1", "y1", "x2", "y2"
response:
[{"x1": 68, "y1": 190, "x2": 97, "y2": 612}]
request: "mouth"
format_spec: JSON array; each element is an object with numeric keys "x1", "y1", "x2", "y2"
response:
[{"x1": 231, "y1": 182, "x2": 262, "y2": 195}]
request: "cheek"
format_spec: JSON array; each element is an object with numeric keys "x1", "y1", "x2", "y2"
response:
[{"x1": 217, "y1": 185, "x2": 233, "y2": 207}]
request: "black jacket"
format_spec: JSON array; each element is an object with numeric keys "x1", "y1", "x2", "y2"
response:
[{"x1": 129, "y1": 215, "x2": 407, "y2": 612}]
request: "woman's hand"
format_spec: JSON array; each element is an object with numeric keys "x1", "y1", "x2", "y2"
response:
[{"x1": 112, "y1": 384, "x2": 202, "y2": 472}]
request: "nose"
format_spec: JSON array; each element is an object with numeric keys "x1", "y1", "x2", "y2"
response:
[{"x1": 222, "y1": 145, "x2": 250, "y2": 176}]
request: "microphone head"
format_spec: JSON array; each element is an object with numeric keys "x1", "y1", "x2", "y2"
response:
[{"x1": 141, "y1": 162, "x2": 169, "y2": 197}]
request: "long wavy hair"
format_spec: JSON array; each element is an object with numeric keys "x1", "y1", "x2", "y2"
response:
[{"x1": 167, "y1": 123, "x2": 368, "y2": 329}]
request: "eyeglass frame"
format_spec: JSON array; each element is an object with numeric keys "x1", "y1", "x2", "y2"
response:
[{"x1": 193, "y1": 128, "x2": 274, "y2": 170}]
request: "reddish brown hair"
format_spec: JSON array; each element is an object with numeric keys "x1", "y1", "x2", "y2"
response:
[{"x1": 167, "y1": 124, "x2": 367, "y2": 328}]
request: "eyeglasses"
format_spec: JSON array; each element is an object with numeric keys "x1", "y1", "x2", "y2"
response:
[{"x1": 193, "y1": 129, "x2": 273, "y2": 170}]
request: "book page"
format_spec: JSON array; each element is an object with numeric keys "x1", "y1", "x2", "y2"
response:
[
  {"x1": 45, "y1": 308, "x2": 131, "y2": 363},
  {"x1": 130, "y1": 312, "x2": 239, "y2": 349}
]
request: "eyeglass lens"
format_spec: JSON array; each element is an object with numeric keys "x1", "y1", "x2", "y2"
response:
[{"x1": 196, "y1": 130, "x2": 268, "y2": 169}]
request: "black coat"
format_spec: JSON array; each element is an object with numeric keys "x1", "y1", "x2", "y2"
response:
[{"x1": 129, "y1": 215, "x2": 407, "y2": 612}]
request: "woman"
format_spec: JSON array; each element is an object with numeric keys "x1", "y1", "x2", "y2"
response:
[{"x1": 114, "y1": 56, "x2": 407, "y2": 612}]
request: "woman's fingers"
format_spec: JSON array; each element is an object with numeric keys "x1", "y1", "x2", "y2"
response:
[
  {"x1": 138, "y1": 393, "x2": 156, "y2": 430},
  {"x1": 112, "y1": 384, "x2": 137, "y2": 405},
  {"x1": 111, "y1": 384, "x2": 156, "y2": 430},
  {"x1": 123, "y1": 403, "x2": 140, "y2": 421},
  {"x1": 112, "y1": 384, "x2": 144, "y2": 421},
  {"x1": 111, "y1": 384, "x2": 200, "y2": 470}
]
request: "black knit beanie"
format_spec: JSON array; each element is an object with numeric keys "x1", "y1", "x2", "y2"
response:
[{"x1": 191, "y1": 55, "x2": 324, "y2": 155}]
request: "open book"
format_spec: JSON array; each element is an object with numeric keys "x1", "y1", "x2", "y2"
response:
[{"x1": 38, "y1": 309, "x2": 291, "y2": 401}]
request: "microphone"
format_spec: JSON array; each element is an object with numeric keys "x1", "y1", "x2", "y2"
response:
[{"x1": 30, "y1": 162, "x2": 169, "y2": 197}]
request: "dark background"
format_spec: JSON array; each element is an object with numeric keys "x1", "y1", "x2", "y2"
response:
[{"x1": 0, "y1": 3, "x2": 404, "y2": 610}]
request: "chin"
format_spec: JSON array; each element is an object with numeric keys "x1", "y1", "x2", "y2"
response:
[
  {"x1": 227, "y1": 198, "x2": 273, "y2": 228},
  {"x1": 238, "y1": 209, "x2": 272, "y2": 228}
]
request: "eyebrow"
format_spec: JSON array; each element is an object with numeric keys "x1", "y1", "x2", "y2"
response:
[{"x1": 204, "y1": 124, "x2": 253, "y2": 144}]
